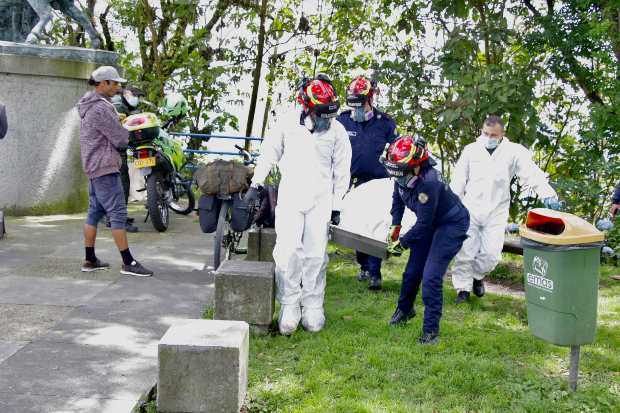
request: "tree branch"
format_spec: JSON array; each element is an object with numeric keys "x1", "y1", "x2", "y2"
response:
[{"x1": 522, "y1": 0, "x2": 541, "y2": 17}]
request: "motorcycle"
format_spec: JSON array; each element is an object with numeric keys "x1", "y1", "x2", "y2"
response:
[{"x1": 123, "y1": 110, "x2": 195, "y2": 232}]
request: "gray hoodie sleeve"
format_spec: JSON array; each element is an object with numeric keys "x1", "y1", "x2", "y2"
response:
[
  {"x1": 0, "y1": 104, "x2": 7, "y2": 140},
  {"x1": 93, "y1": 103, "x2": 128, "y2": 149}
]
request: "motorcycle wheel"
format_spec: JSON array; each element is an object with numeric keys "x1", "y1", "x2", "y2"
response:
[
  {"x1": 146, "y1": 172, "x2": 169, "y2": 232},
  {"x1": 169, "y1": 181, "x2": 195, "y2": 215},
  {"x1": 213, "y1": 199, "x2": 232, "y2": 270}
]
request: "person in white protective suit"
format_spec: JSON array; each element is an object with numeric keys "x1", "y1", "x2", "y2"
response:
[
  {"x1": 450, "y1": 115, "x2": 560, "y2": 304},
  {"x1": 243, "y1": 75, "x2": 352, "y2": 334}
]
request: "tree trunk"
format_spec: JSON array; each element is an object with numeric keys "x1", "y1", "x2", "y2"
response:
[{"x1": 244, "y1": 0, "x2": 268, "y2": 150}]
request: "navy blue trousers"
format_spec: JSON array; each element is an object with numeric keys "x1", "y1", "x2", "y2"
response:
[
  {"x1": 397, "y1": 211, "x2": 469, "y2": 334},
  {"x1": 356, "y1": 251, "x2": 382, "y2": 278}
]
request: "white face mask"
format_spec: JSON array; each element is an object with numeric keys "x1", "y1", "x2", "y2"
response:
[
  {"x1": 304, "y1": 115, "x2": 314, "y2": 131},
  {"x1": 125, "y1": 95, "x2": 139, "y2": 108},
  {"x1": 480, "y1": 133, "x2": 501, "y2": 150}
]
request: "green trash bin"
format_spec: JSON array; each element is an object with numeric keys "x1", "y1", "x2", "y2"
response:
[{"x1": 519, "y1": 208, "x2": 604, "y2": 346}]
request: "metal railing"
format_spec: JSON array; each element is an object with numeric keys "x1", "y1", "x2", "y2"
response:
[{"x1": 168, "y1": 132, "x2": 263, "y2": 157}]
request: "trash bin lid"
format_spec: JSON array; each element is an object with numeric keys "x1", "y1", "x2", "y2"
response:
[{"x1": 519, "y1": 208, "x2": 604, "y2": 245}]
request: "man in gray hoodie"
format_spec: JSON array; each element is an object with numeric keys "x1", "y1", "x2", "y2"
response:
[{"x1": 78, "y1": 66, "x2": 153, "y2": 276}]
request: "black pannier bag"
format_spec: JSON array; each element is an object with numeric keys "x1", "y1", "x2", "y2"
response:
[
  {"x1": 230, "y1": 193, "x2": 254, "y2": 232},
  {"x1": 198, "y1": 194, "x2": 220, "y2": 233}
]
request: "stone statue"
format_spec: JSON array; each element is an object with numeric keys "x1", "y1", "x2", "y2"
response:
[
  {"x1": 0, "y1": 0, "x2": 101, "y2": 48},
  {"x1": 0, "y1": 1, "x2": 38, "y2": 42}
]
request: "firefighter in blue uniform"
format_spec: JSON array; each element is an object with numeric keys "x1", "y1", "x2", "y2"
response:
[
  {"x1": 337, "y1": 76, "x2": 397, "y2": 290},
  {"x1": 382, "y1": 136, "x2": 470, "y2": 344}
]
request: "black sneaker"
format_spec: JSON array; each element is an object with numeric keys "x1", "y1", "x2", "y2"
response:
[
  {"x1": 368, "y1": 276, "x2": 382, "y2": 291},
  {"x1": 389, "y1": 307, "x2": 416, "y2": 326},
  {"x1": 120, "y1": 261, "x2": 153, "y2": 277},
  {"x1": 125, "y1": 223, "x2": 139, "y2": 233},
  {"x1": 81, "y1": 259, "x2": 110, "y2": 272},
  {"x1": 455, "y1": 290, "x2": 470, "y2": 305},
  {"x1": 418, "y1": 332, "x2": 439, "y2": 345},
  {"x1": 357, "y1": 270, "x2": 370, "y2": 282},
  {"x1": 473, "y1": 279, "x2": 485, "y2": 297}
]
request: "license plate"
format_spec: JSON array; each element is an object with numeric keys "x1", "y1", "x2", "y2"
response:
[{"x1": 134, "y1": 157, "x2": 156, "y2": 168}]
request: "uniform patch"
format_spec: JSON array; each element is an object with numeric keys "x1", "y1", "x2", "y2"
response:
[
  {"x1": 418, "y1": 193, "x2": 429, "y2": 204},
  {"x1": 347, "y1": 131, "x2": 357, "y2": 137}
]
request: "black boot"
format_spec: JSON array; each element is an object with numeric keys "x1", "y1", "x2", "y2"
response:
[
  {"x1": 389, "y1": 307, "x2": 415, "y2": 326},
  {"x1": 368, "y1": 276, "x2": 382, "y2": 291},
  {"x1": 357, "y1": 270, "x2": 370, "y2": 282},
  {"x1": 418, "y1": 331, "x2": 439, "y2": 345},
  {"x1": 455, "y1": 290, "x2": 470, "y2": 305},
  {"x1": 473, "y1": 279, "x2": 485, "y2": 297}
]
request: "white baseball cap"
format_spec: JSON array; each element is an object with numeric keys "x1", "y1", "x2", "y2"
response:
[{"x1": 91, "y1": 66, "x2": 126, "y2": 83}]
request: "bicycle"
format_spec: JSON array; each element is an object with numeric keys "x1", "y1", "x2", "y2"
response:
[{"x1": 211, "y1": 145, "x2": 259, "y2": 270}]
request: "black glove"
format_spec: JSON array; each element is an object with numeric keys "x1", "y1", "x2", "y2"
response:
[
  {"x1": 243, "y1": 186, "x2": 260, "y2": 206},
  {"x1": 331, "y1": 210, "x2": 341, "y2": 226}
]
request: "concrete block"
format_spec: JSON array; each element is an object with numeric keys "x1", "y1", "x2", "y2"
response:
[
  {"x1": 157, "y1": 320, "x2": 249, "y2": 413},
  {"x1": 214, "y1": 260, "x2": 275, "y2": 331},
  {"x1": 246, "y1": 228, "x2": 276, "y2": 262}
]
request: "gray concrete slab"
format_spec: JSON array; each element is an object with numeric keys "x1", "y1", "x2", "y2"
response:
[
  {"x1": 0, "y1": 275, "x2": 112, "y2": 306},
  {"x1": 41, "y1": 296, "x2": 210, "y2": 346},
  {"x1": 0, "y1": 340, "x2": 156, "y2": 400},
  {"x1": 0, "y1": 340, "x2": 26, "y2": 364},
  {"x1": 0, "y1": 303, "x2": 73, "y2": 341},
  {"x1": 0, "y1": 210, "x2": 216, "y2": 412},
  {"x1": 0, "y1": 392, "x2": 137, "y2": 413}
]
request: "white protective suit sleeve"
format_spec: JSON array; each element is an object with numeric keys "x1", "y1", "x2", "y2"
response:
[
  {"x1": 251, "y1": 129, "x2": 284, "y2": 186},
  {"x1": 450, "y1": 147, "x2": 470, "y2": 198},
  {"x1": 514, "y1": 146, "x2": 557, "y2": 199},
  {"x1": 331, "y1": 125, "x2": 353, "y2": 211}
]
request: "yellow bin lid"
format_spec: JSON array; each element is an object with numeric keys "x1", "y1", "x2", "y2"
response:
[{"x1": 519, "y1": 208, "x2": 604, "y2": 245}]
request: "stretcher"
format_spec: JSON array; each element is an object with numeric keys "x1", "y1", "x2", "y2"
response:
[{"x1": 329, "y1": 225, "x2": 388, "y2": 259}]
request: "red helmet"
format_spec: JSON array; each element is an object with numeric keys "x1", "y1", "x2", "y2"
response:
[
  {"x1": 382, "y1": 136, "x2": 429, "y2": 176},
  {"x1": 346, "y1": 76, "x2": 376, "y2": 107},
  {"x1": 296, "y1": 74, "x2": 340, "y2": 118}
]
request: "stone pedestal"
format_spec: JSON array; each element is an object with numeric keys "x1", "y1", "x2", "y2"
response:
[
  {"x1": 0, "y1": 41, "x2": 118, "y2": 215},
  {"x1": 214, "y1": 260, "x2": 275, "y2": 334},
  {"x1": 246, "y1": 227, "x2": 276, "y2": 262},
  {"x1": 158, "y1": 319, "x2": 249, "y2": 413}
]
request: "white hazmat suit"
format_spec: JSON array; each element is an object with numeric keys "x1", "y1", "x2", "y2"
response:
[
  {"x1": 251, "y1": 109, "x2": 352, "y2": 334},
  {"x1": 450, "y1": 136, "x2": 556, "y2": 292}
]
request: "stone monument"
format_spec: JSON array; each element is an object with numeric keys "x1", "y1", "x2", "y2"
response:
[{"x1": 0, "y1": 2, "x2": 118, "y2": 214}]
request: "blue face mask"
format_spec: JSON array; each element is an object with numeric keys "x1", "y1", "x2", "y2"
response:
[
  {"x1": 396, "y1": 174, "x2": 416, "y2": 187},
  {"x1": 352, "y1": 107, "x2": 374, "y2": 123},
  {"x1": 310, "y1": 116, "x2": 331, "y2": 133}
]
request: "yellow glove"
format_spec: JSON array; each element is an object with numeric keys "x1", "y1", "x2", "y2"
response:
[
  {"x1": 387, "y1": 225, "x2": 403, "y2": 257},
  {"x1": 387, "y1": 240, "x2": 405, "y2": 257},
  {"x1": 119, "y1": 113, "x2": 127, "y2": 123}
]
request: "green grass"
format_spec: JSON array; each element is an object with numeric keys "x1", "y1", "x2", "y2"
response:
[
  {"x1": 243, "y1": 245, "x2": 620, "y2": 412},
  {"x1": 487, "y1": 252, "x2": 524, "y2": 287}
]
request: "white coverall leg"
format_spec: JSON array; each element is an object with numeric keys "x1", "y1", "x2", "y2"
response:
[{"x1": 451, "y1": 211, "x2": 507, "y2": 292}]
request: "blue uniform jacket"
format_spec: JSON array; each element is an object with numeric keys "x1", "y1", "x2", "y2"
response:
[
  {"x1": 337, "y1": 108, "x2": 397, "y2": 186},
  {"x1": 391, "y1": 162, "x2": 467, "y2": 247},
  {"x1": 613, "y1": 182, "x2": 620, "y2": 204}
]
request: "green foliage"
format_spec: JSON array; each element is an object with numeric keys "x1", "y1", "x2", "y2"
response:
[{"x1": 45, "y1": 0, "x2": 620, "y2": 222}]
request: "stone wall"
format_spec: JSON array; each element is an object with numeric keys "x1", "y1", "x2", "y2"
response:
[{"x1": 0, "y1": 42, "x2": 118, "y2": 215}]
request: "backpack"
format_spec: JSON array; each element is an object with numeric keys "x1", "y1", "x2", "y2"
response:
[{"x1": 194, "y1": 160, "x2": 252, "y2": 196}]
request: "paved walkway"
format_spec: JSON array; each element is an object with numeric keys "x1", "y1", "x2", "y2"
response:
[{"x1": 0, "y1": 207, "x2": 216, "y2": 412}]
